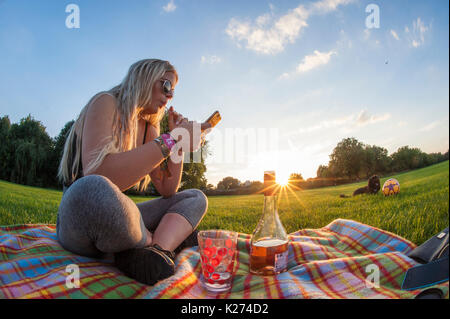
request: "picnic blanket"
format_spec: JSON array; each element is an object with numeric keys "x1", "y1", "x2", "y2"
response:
[{"x1": 0, "y1": 219, "x2": 448, "y2": 299}]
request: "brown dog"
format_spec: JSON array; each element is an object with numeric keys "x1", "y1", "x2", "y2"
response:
[{"x1": 340, "y1": 175, "x2": 381, "y2": 198}]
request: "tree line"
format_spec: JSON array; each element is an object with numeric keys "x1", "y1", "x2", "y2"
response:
[
  {"x1": 1, "y1": 115, "x2": 447, "y2": 194},
  {"x1": 211, "y1": 137, "x2": 448, "y2": 194},
  {"x1": 0, "y1": 114, "x2": 209, "y2": 194},
  {"x1": 316, "y1": 137, "x2": 448, "y2": 180}
]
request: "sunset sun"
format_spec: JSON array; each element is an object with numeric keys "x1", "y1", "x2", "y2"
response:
[{"x1": 277, "y1": 172, "x2": 291, "y2": 187}]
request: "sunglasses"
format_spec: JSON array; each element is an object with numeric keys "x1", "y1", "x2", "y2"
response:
[{"x1": 160, "y1": 79, "x2": 174, "y2": 95}]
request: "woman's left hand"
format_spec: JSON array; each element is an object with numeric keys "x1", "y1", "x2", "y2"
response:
[{"x1": 168, "y1": 106, "x2": 188, "y2": 131}]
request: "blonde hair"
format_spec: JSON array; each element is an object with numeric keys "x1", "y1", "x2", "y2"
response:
[{"x1": 57, "y1": 59, "x2": 178, "y2": 191}]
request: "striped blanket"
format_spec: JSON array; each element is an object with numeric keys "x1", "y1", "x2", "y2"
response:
[{"x1": 0, "y1": 219, "x2": 448, "y2": 299}]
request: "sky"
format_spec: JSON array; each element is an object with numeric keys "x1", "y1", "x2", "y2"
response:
[{"x1": 0, "y1": 0, "x2": 449, "y2": 186}]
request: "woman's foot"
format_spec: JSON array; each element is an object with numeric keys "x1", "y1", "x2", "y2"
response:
[{"x1": 114, "y1": 245, "x2": 175, "y2": 285}]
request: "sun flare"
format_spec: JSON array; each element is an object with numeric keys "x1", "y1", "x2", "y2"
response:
[{"x1": 277, "y1": 172, "x2": 291, "y2": 187}]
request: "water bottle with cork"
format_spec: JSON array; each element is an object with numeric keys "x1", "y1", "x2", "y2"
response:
[{"x1": 249, "y1": 171, "x2": 289, "y2": 275}]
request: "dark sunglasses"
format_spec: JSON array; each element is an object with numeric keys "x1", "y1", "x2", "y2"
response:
[{"x1": 160, "y1": 79, "x2": 174, "y2": 95}]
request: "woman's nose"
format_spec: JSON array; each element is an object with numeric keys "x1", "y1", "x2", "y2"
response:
[{"x1": 166, "y1": 91, "x2": 174, "y2": 98}]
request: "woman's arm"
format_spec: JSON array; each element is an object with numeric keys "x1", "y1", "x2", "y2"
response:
[
  {"x1": 148, "y1": 106, "x2": 211, "y2": 196},
  {"x1": 150, "y1": 149, "x2": 184, "y2": 197},
  {"x1": 81, "y1": 94, "x2": 166, "y2": 191},
  {"x1": 144, "y1": 123, "x2": 184, "y2": 197}
]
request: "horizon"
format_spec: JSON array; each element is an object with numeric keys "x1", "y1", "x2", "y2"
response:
[{"x1": 0, "y1": 0, "x2": 449, "y2": 186}]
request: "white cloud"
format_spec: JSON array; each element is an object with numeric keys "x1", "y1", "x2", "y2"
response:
[
  {"x1": 405, "y1": 17, "x2": 431, "y2": 48},
  {"x1": 296, "y1": 50, "x2": 336, "y2": 73},
  {"x1": 163, "y1": 0, "x2": 176, "y2": 12},
  {"x1": 355, "y1": 110, "x2": 391, "y2": 127},
  {"x1": 226, "y1": 7, "x2": 309, "y2": 55},
  {"x1": 226, "y1": 0, "x2": 355, "y2": 55},
  {"x1": 280, "y1": 49, "x2": 336, "y2": 79},
  {"x1": 309, "y1": 0, "x2": 356, "y2": 14},
  {"x1": 419, "y1": 121, "x2": 440, "y2": 132},
  {"x1": 390, "y1": 29, "x2": 400, "y2": 40},
  {"x1": 290, "y1": 109, "x2": 391, "y2": 135},
  {"x1": 256, "y1": 13, "x2": 272, "y2": 27},
  {"x1": 201, "y1": 55, "x2": 222, "y2": 64}
]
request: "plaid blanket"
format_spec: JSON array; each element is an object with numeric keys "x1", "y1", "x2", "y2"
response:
[{"x1": 0, "y1": 219, "x2": 448, "y2": 299}]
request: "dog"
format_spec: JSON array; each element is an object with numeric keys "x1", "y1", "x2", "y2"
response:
[{"x1": 340, "y1": 175, "x2": 381, "y2": 198}]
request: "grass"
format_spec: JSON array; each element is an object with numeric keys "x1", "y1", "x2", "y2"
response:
[{"x1": 0, "y1": 161, "x2": 448, "y2": 245}]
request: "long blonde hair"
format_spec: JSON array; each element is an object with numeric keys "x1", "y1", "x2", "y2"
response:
[{"x1": 57, "y1": 59, "x2": 178, "y2": 191}]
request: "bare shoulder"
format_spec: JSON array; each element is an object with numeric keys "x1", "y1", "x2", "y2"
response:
[
  {"x1": 87, "y1": 93, "x2": 117, "y2": 118},
  {"x1": 82, "y1": 93, "x2": 118, "y2": 161}
]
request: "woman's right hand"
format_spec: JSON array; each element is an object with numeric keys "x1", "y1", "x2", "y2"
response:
[
  {"x1": 168, "y1": 106, "x2": 200, "y2": 152},
  {"x1": 168, "y1": 106, "x2": 211, "y2": 153}
]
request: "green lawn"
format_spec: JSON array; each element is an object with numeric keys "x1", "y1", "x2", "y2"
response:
[{"x1": 0, "y1": 161, "x2": 448, "y2": 245}]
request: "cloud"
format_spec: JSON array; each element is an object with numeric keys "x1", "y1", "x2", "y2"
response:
[
  {"x1": 309, "y1": 0, "x2": 356, "y2": 14},
  {"x1": 355, "y1": 110, "x2": 391, "y2": 127},
  {"x1": 419, "y1": 121, "x2": 440, "y2": 132},
  {"x1": 290, "y1": 109, "x2": 391, "y2": 134},
  {"x1": 226, "y1": 0, "x2": 355, "y2": 55},
  {"x1": 390, "y1": 29, "x2": 400, "y2": 40},
  {"x1": 296, "y1": 50, "x2": 336, "y2": 73},
  {"x1": 405, "y1": 17, "x2": 430, "y2": 48},
  {"x1": 279, "y1": 49, "x2": 336, "y2": 79},
  {"x1": 226, "y1": 7, "x2": 308, "y2": 55},
  {"x1": 201, "y1": 55, "x2": 222, "y2": 64},
  {"x1": 163, "y1": 0, "x2": 176, "y2": 12}
]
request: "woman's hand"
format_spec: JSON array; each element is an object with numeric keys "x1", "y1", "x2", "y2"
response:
[
  {"x1": 168, "y1": 106, "x2": 211, "y2": 153},
  {"x1": 168, "y1": 106, "x2": 184, "y2": 132}
]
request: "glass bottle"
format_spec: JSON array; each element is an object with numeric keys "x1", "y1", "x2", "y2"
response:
[{"x1": 249, "y1": 171, "x2": 289, "y2": 275}]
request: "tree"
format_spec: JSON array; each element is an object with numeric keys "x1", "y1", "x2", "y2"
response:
[
  {"x1": 0, "y1": 116, "x2": 12, "y2": 180},
  {"x1": 217, "y1": 177, "x2": 241, "y2": 190},
  {"x1": 180, "y1": 161, "x2": 208, "y2": 190},
  {"x1": 424, "y1": 152, "x2": 447, "y2": 166},
  {"x1": 248, "y1": 181, "x2": 263, "y2": 192},
  {"x1": 329, "y1": 137, "x2": 365, "y2": 179},
  {"x1": 362, "y1": 145, "x2": 391, "y2": 177},
  {"x1": 317, "y1": 164, "x2": 334, "y2": 178},
  {"x1": 54, "y1": 120, "x2": 75, "y2": 162},
  {"x1": 8, "y1": 115, "x2": 54, "y2": 187},
  {"x1": 49, "y1": 120, "x2": 75, "y2": 186},
  {"x1": 288, "y1": 173, "x2": 303, "y2": 188},
  {"x1": 390, "y1": 146, "x2": 427, "y2": 171}
]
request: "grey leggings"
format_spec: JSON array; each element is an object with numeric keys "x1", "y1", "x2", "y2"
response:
[{"x1": 56, "y1": 175, "x2": 208, "y2": 258}]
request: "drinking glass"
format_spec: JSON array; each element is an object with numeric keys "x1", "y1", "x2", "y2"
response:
[{"x1": 198, "y1": 230, "x2": 238, "y2": 293}]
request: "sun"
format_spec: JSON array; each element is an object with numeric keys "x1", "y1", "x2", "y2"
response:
[{"x1": 277, "y1": 172, "x2": 291, "y2": 187}]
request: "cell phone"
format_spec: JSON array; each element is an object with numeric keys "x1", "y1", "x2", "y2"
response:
[{"x1": 205, "y1": 110, "x2": 221, "y2": 129}]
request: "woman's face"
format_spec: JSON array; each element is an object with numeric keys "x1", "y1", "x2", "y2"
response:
[{"x1": 144, "y1": 71, "x2": 177, "y2": 115}]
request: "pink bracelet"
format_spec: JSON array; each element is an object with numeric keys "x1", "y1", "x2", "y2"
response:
[{"x1": 161, "y1": 133, "x2": 177, "y2": 151}]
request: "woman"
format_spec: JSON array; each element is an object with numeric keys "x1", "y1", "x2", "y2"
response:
[{"x1": 56, "y1": 59, "x2": 211, "y2": 285}]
